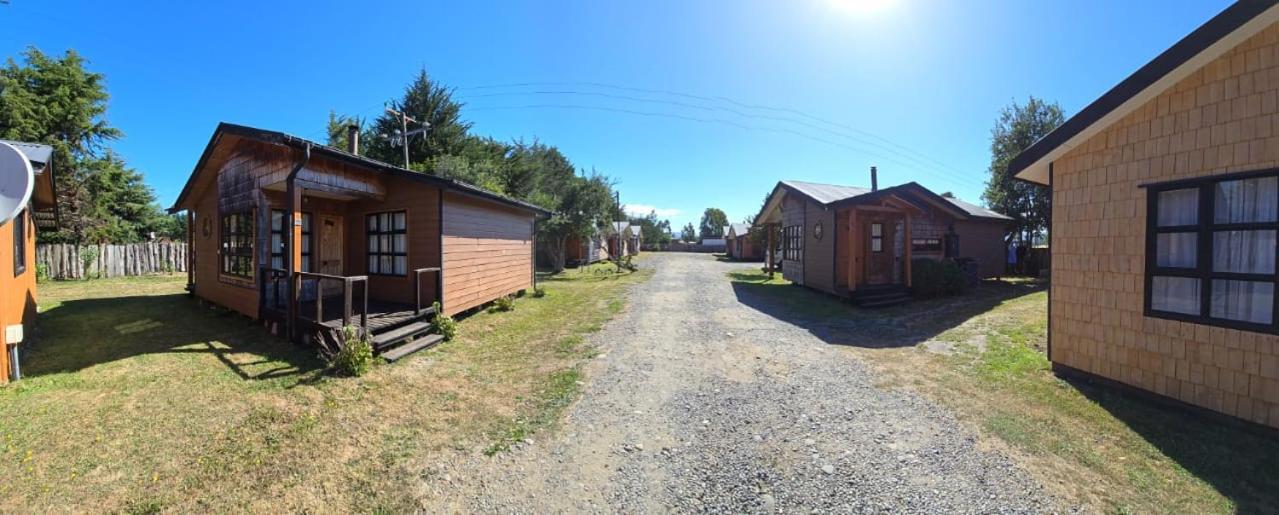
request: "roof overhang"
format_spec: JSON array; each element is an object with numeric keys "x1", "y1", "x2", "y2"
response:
[
  {"x1": 169, "y1": 122, "x2": 553, "y2": 217},
  {"x1": 1011, "y1": 1, "x2": 1279, "y2": 185}
]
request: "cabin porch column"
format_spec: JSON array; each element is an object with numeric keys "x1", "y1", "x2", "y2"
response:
[
  {"x1": 903, "y1": 211, "x2": 912, "y2": 288},
  {"x1": 846, "y1": 208, "x2": 857, "y2": 293},
  {"x1": 284, "y1": 143, "x2": 311, "y2": 342},
  {"x1": 766, "y1": 223, "x2": 775, "y2": 278},
  {"x1": 185, "y1": 210, "x2": 194, "y2": 292}
]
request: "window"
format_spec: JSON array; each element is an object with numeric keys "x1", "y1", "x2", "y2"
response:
[
  {"x1": 269, "y1": 210, "x2": 312, "y2": 272},
  {"x1": 13, "y1": 209, "x2": 25, "y2": 276},
  {"x1": 871, "y1": 223, "x2": 884, "y2": 252},
  {"x1": 912, "y1": 238, "x2": 942, "y2": 252},
  {"x1": 782, "y1": 224, "x2": 803, "y2": 261},
  {"x1": 367, "y1": 211, "x2": 407, "y2": 275},
  {"x1": 220, "y1": 211, "x2": 255, "y2": 280},
  {"x1": 1146, "y1": 173, "x2": 1279, "y2": 329}
]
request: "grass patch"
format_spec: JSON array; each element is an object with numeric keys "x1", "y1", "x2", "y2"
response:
[
  {"x1": 0, "y1": 264, "x2": 652, "y2": 512},
  {"x1": 843, "y1": 290, "x2": 1279, "y2": 513}
]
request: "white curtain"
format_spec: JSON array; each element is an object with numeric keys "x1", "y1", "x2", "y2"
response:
[
  {"x1": 1151, "y1": 276, "x2": 1200, "y2": 315},
  {"x1": 1211, "y1": 280, "x2": 1273, "y2": 324},
  {"x1": 1215, "y1": 177, "x2": 1278, "y2": 223},
  {"x1": 1213, "y1": 230, "x2": 1276, "y2": 274},
  {"x1": 1158, "y1": 188, "x2": 1199, "y2": 226},
  {"x1": 1156, "y1": 232, "x2": 1197, "y2": 268}
]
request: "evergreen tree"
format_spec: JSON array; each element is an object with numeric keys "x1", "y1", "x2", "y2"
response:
[
  {"x1": 364, "y1": 69, "x2": 471, "y2": 167},
  {"x1": 982, "y1": 96, "x2": 1064, "y2": 246}
]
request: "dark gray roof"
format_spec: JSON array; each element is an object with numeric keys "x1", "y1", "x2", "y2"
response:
[
  {"x1": 780, "y1": 180, "x2": 872, "y2": 204},
  {"x1": 0, "y1": 140, "x2": 53, "y2": 167},
  {"x1": 944, "y1": 197, "x2": 1012, "y2": 221}
]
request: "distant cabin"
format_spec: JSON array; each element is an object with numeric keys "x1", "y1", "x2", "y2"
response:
[
  {"x1": 168, "y1": 123, "x2": 549, "y2": 358},
  {"x1": 725, "y1": 223, "x2": 763, "y2": 261},
  {"x1": 754, "y1": 178, "x2": 1010, "y2": 303}
]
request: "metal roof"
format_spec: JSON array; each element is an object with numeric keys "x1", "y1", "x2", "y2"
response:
[
  {"x1": 780, "y1": 180, "x2": 872, "y2": 204},
  {"x1": 944, "y1": 197, "x2": 1012, "y2": 221},
  {"x1": 0, "y1": 140, "x2": 53, "y2": 168},
  {"x1": 727, "y1": 223, "x2": 751, "y2": 237}
]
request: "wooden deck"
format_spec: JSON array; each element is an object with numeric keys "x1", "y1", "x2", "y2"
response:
[{"x1": 265, "y1": 297, "x2": 433, "y2": 331}]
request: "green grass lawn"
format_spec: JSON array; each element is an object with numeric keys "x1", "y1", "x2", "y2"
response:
[
  {"x1": 1, "y1": 262, "x2": 651, "y2": 512},
  {"x1": 729, "y1": 272, "x2": 1279, "y2": 514}
]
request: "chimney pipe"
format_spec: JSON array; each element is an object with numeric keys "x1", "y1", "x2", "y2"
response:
[
  {"x1": 346, "y1": 124, "x2": 360, "y2": 155},
  {"x1": 870, "y1": 166, "x2": 878, "y2": 192}
]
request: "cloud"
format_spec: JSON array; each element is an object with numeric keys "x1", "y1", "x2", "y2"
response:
[{"x1": 624, "y1": 204, "x2": 681, "y2": 218}]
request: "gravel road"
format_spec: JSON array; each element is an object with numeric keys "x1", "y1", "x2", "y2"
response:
[{"x1": 424, "y1": 252, "x2": 1061, "y2": 513}]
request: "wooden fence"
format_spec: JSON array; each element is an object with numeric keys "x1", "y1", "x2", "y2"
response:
[{"x1": 36, "y1": 242, "x2": 187, "y2": 280}]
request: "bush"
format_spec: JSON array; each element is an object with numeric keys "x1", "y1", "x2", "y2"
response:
[
  {"x1": 330, "y1": 326, "x2": 374, "y2": 377},
  {"x1": 492, "y1": 295, "x2": 516, "y2": 312},
  {"x1": 911, "y1": 258, "x2": 969, "y2": 299},
  {"x1": 35, "y1": 263, "x2": 49, "y2": 283},
  {"x1": 941, "y1": 259, "x2": 968, "y2": 296},
  {"x1": 531, "y1": 287, "x2": 546, "y2": 298},
  {"x1": 910, "y1": 258, "x2": 946, "y2": 299},
  {"x1": 80, "y1": 246, "x2": 99, "y2": 280},
  {"x1": 430, "y1": 301, "x2": 457, "y2": 341}
]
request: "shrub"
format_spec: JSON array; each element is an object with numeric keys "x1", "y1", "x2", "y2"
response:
[
  {"x1": 35, "y1": 263, "x2": 49, "y2": 282},
  {"x1": 910, "y1": 258, "x2": 946, "y2": 299},
  {"x1": 430, "y1": 301, "x2": 457, "y2": 341},
  {"x1": 80, "y1": 246, "x2": 99, "y2": 280},
  {"x1": 941, "y1": 259, "x2": 969, "y2": 295},
  {"x1": 531, "y1": 287, "x2": 547, "y2": 298},
  {"x1": 330, "y1": 325, "x2": 374, "y2": 377},
  {"x1": 492, "y1": 295, "x2": 516, "y2": 312}
]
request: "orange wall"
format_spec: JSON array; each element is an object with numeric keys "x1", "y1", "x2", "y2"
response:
[
  {"x1": 0, "y1": 210, "x2": 38, "y2": 384},
  {"x1": 441, "y1": 192, "x2": 535, "y2": 315}
]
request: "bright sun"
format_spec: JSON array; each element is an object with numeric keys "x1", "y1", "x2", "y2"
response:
[{"x1": 828, "y1": 0, "x2": 898, "y2": 15}]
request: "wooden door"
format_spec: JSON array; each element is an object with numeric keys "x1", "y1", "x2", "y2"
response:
[
  {"x1": 865, "y1": 215, "x2": 896, "y2": 285},
  {"x1": 319, "y1": 215, "x2": 343, "y2": 295}
]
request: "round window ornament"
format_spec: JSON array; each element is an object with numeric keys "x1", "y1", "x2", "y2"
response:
[{"x1": 813, "y1": 220, "x2": 823, "y2": 240}]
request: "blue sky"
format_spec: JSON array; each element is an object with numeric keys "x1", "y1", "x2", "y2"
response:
[{"x1": 1, "y1": 0, "x2": 1234, "y2": 231}]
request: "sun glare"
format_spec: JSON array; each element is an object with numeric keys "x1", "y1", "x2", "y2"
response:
[{"x1": 828, "y1": 0, "x2": 898, "y2": 15}]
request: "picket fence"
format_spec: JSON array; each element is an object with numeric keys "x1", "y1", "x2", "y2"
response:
[{"x1": 36, "y1": 242, "x2": 187, "y2": 280}]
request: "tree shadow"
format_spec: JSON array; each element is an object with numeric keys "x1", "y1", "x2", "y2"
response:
[
  {"x1": 728, "y1": 272, "x2": 1045, "y2": 349},
  {"x1": 1063, "y1": 374, "x2": 1279, "y2": 513},
  {"x1": 25, "y1": 293, "x2": 325, "y2": 384}
]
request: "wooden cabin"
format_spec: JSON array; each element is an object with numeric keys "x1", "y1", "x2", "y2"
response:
[
  {"x1": 725, "y1": 223, "x2": 763, "y2": 261},
  {"x1": 1011, "y1": 1, "x2": 1279, "y2": 428},
  {"x1": 169, "y1": 123, "x2": 549, "y2": 360},
  {"x1": 565, "y1": 229, "x2": 607, "y2": 266},
  {"x1": 754, "y1": 176, "x2": 1010, "y2": 306},
  {"x1": 607, "y1": 221, "x2": 640, "y2": 257},
  {"x1": 0, "y1": 141, "x2": 58, "y2": 383}
]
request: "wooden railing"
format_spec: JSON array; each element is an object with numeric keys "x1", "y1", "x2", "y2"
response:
[
  {"x1": 293, "y1": 271, "x2": 370, "y2": 335},
  {"x1": 412, "y1": 267, "x2": 442, "y2": 316},
  {"x1": 258, "y1": 267, "x2": 290, "y2": 313}
]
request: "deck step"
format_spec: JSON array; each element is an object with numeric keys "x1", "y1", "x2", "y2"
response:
[
  {"x1": 850, "y1": 285, "x2": 912, "y2": 308},
  {"x1": 372, "y1": 320, "x2": 434, "y2": 350},
  {"x1": 381, "y1": 334, "x2": 445, "y2": 362},
  {"x1": 858, "y1": 294, "x2": 912, "y2": 309}
]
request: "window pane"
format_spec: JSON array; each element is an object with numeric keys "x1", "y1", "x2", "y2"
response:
[
  {"x1": 271, "y1": 210, "x2": 283, "y2": 231},
  {"x1": 872, "y1": 238, "x2": 883, "y2": 252},
  {"x1": 1211, "y1": 280, "x2": 1274, "y2": 324},
  {"x1": 1212, "y1": 230, "x2": 1275, "y2": 274},
  {"x1": 393, "y1": 234, "x2": 406, "y2": 253},
  {"x1": 302, "y1": 213, "x2": 312, "y2": 232},
  {"x1": 271, "y1": 256, "x2": 283, "y2": 270},
  {"x1": 271, "y1": 234, "x2": 283, "y2": 254},
  {"x1": 393, "y1": 212, "x2": 406, "y2": 230},
  {"x1": 1157, "y1": 188, "x2": 1199, "y2": 226},
  {"x1": 380, "y1": 213, "x2": 390, "y2": 230},
  {"x1": 1215, "y1": 176, "x2": 1278, "y2": 223},
  {"x1": 1156, "y1": 232, "x2": 1197, "y2": 268},
  {"x1": 301, "y1": 235, "x2": 311, "y2": 253},
  {"x1": 368, "y1": 259, "x2": 378, "y2": 274},
  {"x1": 394, "y1": 256, "x2": 407, "y2": 275},
  {"x1": 368, "y1": 235, "x2": 377, "y2": 253},
  {"x1": 380, "y1": 234, "x2": 390, "y2": 253},
  {"x1": 1151, "y1": 276, "x2": 1201, "y2": 315},
  {"x1": 367, "y1": 215, "x2": 377, "y2": 231},
  {"x1": 381, "y1": 255, "x2": 393, "y2": 273},
  {"x1": 871, "y1": 223, "x2": 883, "y2": 237}
]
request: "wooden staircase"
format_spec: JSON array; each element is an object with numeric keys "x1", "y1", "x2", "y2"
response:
[
  {"x1": 368, "y1": 305, "x2": 444, "y2": 362},
  {"x1": 850, "y1": 284, "x2": 912, "y2": 309}
]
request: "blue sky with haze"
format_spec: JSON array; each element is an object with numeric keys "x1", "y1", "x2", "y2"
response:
[{"x1": 0, "y1": 0, "x2": 1233, "y2": 231}]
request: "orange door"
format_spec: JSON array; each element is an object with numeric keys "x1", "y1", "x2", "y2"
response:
[{"x1": 319, "y1": 215, "x2": 343, "y2": 295}]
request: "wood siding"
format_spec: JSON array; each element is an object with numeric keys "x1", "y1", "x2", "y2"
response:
[
  {"x1": 192, "y1": 188, "x2": 258, "y2": 318},
  {"x1": 1050, "y1": 21, "x2": 1279, "y2": 428},
  {"x1": 441, "y1": 192, "x2": 535, "y2": 316},
  {"x1": 343, "y1": 175, "x2": 442, "y2": 308},
  {"x1": 953, "y1": 220, "x2": 1007, "y2": 279},
  {"x1": 0, "y1": 210, "x2": 37, "y2": 383},
  {"x1": 804, "y1": 199, "x2": 837, "y2": 294}
]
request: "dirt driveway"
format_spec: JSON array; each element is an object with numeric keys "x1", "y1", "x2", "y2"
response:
[{"x1": 426, "y1": 253, "x2": 1059, "y2": 512}]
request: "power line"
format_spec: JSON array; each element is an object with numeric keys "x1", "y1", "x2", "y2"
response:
[{"x1": 463, "y1": 103, "x2": 974, "y2": 192}]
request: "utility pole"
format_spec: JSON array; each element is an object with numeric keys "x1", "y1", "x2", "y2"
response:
[{"x1": 383, "y1": 106, "x2": 430, "y2": 169}]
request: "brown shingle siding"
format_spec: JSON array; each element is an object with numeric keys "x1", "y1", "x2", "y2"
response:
[{"x1": 1052, "y1": 22, "x2": 1279, "y2": 428}]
